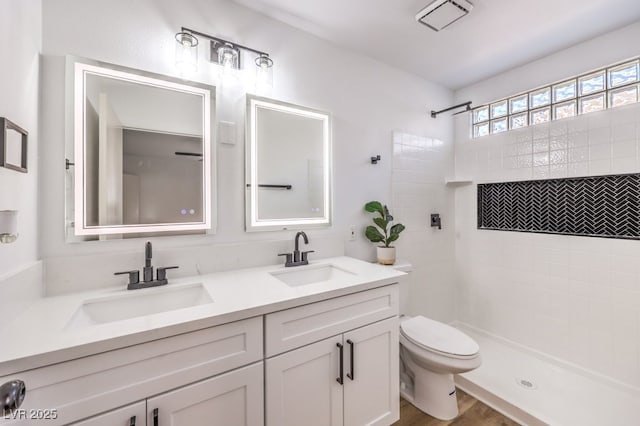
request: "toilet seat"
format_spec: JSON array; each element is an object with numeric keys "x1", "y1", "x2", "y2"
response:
[{"x1": 401, "y1": 316, "x2": 479, "y2": 358}]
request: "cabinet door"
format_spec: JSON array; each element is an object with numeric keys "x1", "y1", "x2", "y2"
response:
[
  {"x1": 266, "y1": 336, "x2": 344, "y2": 426},
  {"x1": 343, "y1": 317, "x2": 399, "y2": 426},
  {"x1": 147, "y1": 362, "x2": 263, "y2": 426},
  {"x1": 71, "y1": 401, "x2": 145, "y2": 426}
]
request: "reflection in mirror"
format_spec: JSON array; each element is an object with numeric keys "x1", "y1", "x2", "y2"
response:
[
  {"x1": 68, "y1": 61, "x2": 214, "y2": 239},
  {"x1": 0, "y1": 118, "x2": 28, "y2": 173},
  {"x1": 246, "y1": 95, "x2": 331, "y2": 231}
]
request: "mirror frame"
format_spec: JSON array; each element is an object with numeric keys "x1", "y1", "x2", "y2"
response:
[
  {"x1": 71, "y1": 60, "x2": 215, "y2": 236},
  {"x1": 0, "y1": 117, "x2": 28, "y2": 173},
  {"x1": 245, "y1": 95, "x2": 332, "y2": 231}
]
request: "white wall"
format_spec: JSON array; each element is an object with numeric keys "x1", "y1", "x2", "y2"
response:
[
  {"x1": 39, "y1": 0, "x2": 453, "y2": 293},
  {"x1": 453, "y1": 21, "x2": 640, "y2": 388},
  {"x1": 0, "y1": 0, "x2": 40, "y2": 275},
  {"x1": 0, "y1": 0, "x2": 43, "y2": 314}
]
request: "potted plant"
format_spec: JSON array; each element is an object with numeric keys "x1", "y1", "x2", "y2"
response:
[{"x1": 364, "y1": 201, "x2": 405, "y2": 265}]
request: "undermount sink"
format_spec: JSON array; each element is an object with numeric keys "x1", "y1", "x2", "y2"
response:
[
  {"x1": 66, "y1": 283, "x2": 213, "y2": 329},
  {"x1": 270, "y1": 264, "x2": 355, "y2": 287}
]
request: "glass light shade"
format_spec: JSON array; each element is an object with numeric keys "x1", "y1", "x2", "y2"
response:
[
  {"x1": 0, "y1": 210, "x2": 18, "y2": 243},
  {"x1": 175, "y1": 32, "x2": 198, "y2": 75},
  {"x1": 255, "y1": 54, "x2": 274, "y2": 90},
  {"x1": 217, "y1": 43, "x2": 239, "y2": 70}
]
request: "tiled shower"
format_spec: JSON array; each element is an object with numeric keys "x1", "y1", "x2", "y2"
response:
[{"x1": 455, "y1": 103, "x2": 640, "y2": 389}]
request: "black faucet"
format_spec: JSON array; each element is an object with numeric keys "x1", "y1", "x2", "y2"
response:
[
  {"x1": 143, "y1": 241, "x2": 154, "y2": 282},
  {"x1": 294, "y1": 231, "x2": 309, "y2": 262},
  {"x1": 115, "y1": 241, "x2": 179, "y2": 290},
  {"x1": 279, "y1": 231, "x2": 314, "y2": 267}
]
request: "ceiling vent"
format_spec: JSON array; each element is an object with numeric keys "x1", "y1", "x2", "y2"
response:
[{"x1": 415, "y1": 0, "x2": 473, "y2": 31}]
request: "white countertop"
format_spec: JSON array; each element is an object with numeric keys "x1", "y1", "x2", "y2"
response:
[{"x1": 0, "y1": 256, "x2": 405, "y2": 376}]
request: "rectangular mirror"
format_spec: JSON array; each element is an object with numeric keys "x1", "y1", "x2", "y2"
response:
[
  {"x1": 245, "y1": 95, "x2": 331, "y2": 231},
  {"x1": 0, "y1": 117, "x2": 28, "y2": 173},
  {"x1": 68, "y1": 59, "x2": 214, "y2": 238}
]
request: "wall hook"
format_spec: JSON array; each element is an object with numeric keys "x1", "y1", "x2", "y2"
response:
[
  {"x1": 65, "y1": 158, "x2": 75, "y2": 170},
  {"x1": 371, "y1": 155, "x2": 381, "y2": 164}
]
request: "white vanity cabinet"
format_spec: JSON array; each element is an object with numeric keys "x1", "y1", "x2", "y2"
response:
[
  {"x1": 342, "y1": 318, "x2": 399, "y2": 426},
  {"x1": 265, "y1": 285, "x2": 399, "y2": 426},
  {"x1": 71, "y1": 402, "x2": 146, "y2": 426},
  {"x1": 1, "y1": 269, "x2": 402, "y2": 426},
  {"x1": 1, "y1": 316, "x2": 263, "y2": 426},
  {"x1": 146, "y1": 362, "x2": 264, "y2": 426},
  {"x1": 72, "y1": 363, "x2": 263, "y2": 426}
]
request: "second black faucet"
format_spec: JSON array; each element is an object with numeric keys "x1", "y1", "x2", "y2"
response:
[{"x1": 278, "y1": 231, "x2": 314, "y2": 267}]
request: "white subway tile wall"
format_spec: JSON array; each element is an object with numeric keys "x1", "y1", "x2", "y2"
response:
[
  {"x1": 455, "y1": 103, "x2": 640, "y2": 389},
  {"x1": 392, "y1": 132, "x2": 456, "y2": 323}
]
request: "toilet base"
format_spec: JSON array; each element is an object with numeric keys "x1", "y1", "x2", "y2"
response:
[{"x1": 401, "y1": 364, "x2": 459, "y2": 420}]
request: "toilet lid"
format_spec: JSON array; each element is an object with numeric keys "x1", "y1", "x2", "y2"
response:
[{"x1": 401, "y1": 316, "x2": 479, "y2": 356}]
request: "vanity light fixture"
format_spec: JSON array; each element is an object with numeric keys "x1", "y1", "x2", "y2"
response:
[
  {"x1": 218, "y1": 43, "x2": 239, "y2": 70},
  {"x1": 255, "y1": 53, "x2": 274, "y2": 89},
  {"x1": 175, "y1": 27, "x2": 273, "y2": 78},
  {"x1": 175, "y1": 31, "x2": 199, "y2": 75}
]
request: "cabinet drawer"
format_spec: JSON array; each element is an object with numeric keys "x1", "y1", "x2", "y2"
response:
[
  {"x1": 148, "y1": 362, "x2": 264, "y2": 426},
  {"x1": 0, "y1": 316, "x2": 262, "y2": 426},
  {"x1": 265, "y1": 285, "x2": 398, "y2": 357}
]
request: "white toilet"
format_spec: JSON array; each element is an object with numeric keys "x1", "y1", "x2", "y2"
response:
[{"x1": 393, "y1": 261, "x2": 481, "y2": 420}]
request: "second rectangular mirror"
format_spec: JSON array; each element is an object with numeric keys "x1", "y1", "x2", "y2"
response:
[{"x1": 245, "y1": 95, "x2": 331, "y2": 231}]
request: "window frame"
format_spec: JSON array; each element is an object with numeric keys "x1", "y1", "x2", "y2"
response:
[{"x1": 472, "y1": 57, "x2": 640, "y2": 138}]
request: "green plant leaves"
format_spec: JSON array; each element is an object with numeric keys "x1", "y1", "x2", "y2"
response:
[
  {"x1": 373, "y1": 217, "x2": 388, "y2": 230},
  {"x1": 365, "y1": 226, "x2": 385, "y2": 243},
  {"x1": 364, "y1": 201, "x2": 385, "y2": 218},
  {"x1": 387, "y1": 224, "x2": 405, "y2": 245},
  {"x1": 364, "y1": 201, "x2": 404, "y2": 248},
  {"x1": 390, "y1": 223, "x2": 405, "y2": 236}
]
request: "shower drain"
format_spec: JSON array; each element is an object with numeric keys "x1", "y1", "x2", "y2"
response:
[{"x1": 516, "y1": 378, "x2": 538, "y2": 390}]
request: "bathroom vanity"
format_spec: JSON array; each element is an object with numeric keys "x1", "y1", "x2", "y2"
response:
[{"x1": 0, "y1": 257, "x2": 403, "y2": 425}]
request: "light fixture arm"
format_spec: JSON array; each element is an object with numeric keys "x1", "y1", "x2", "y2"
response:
[{"x1": 181, "y1": 27, "x2": 270, "y2": 58}]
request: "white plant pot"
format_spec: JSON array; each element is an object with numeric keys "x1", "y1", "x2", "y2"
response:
[{"x1": 377, "y1": 246, "x2": 396, "y2": 265}]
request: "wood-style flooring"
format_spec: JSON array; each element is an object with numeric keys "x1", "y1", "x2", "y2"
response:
[{"x1": 392, "y1": 389, "x2": 521, "y2": 426}]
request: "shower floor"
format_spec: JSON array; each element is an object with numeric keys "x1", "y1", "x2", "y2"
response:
[{"x1": 453, "y1": 323, "x2": 639, "y2": 426}]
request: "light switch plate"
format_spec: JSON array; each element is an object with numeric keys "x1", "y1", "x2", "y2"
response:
[{"x1": 218, "y1": 121, "x2": 236, "y2": 145}]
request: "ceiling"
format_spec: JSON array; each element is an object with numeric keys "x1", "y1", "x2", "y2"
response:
[{"x1": 232, "y1": 0, "x2": 640, "y2": 89}]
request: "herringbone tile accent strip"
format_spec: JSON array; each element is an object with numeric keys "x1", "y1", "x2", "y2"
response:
[{"x1": 477, "y1": 174, "x2": 640, "y2": 239}]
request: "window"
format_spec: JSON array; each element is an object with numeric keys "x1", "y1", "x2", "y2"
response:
[
  {"x1": 530, "y1": 107, "x2": 550, "y2": 125},
  {"x1": 490, "y1": 100, "x2": 508, "y2": 118},
  {"x1": 579, "y1": 93, "x2": 605, "y2": 114},
  {"x1": 509, "y1": 95, "x2": 528, "y2": 114},
  {"x1": 472, "y1": 58, "x2": 640, "y2": 137},
  {"x1": 579, "y1": 71, "x2": 605, "y2": 96},
  {"x1": 553, "y1": 80, "x2": 576, "y2": 103},
  {"x1": 530, "y1": 88, "x2": 551, "y2": 109}
]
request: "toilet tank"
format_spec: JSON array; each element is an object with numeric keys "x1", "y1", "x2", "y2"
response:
[{"x1": 389, "y1": 260, "x2": 412, "y2": 316}]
